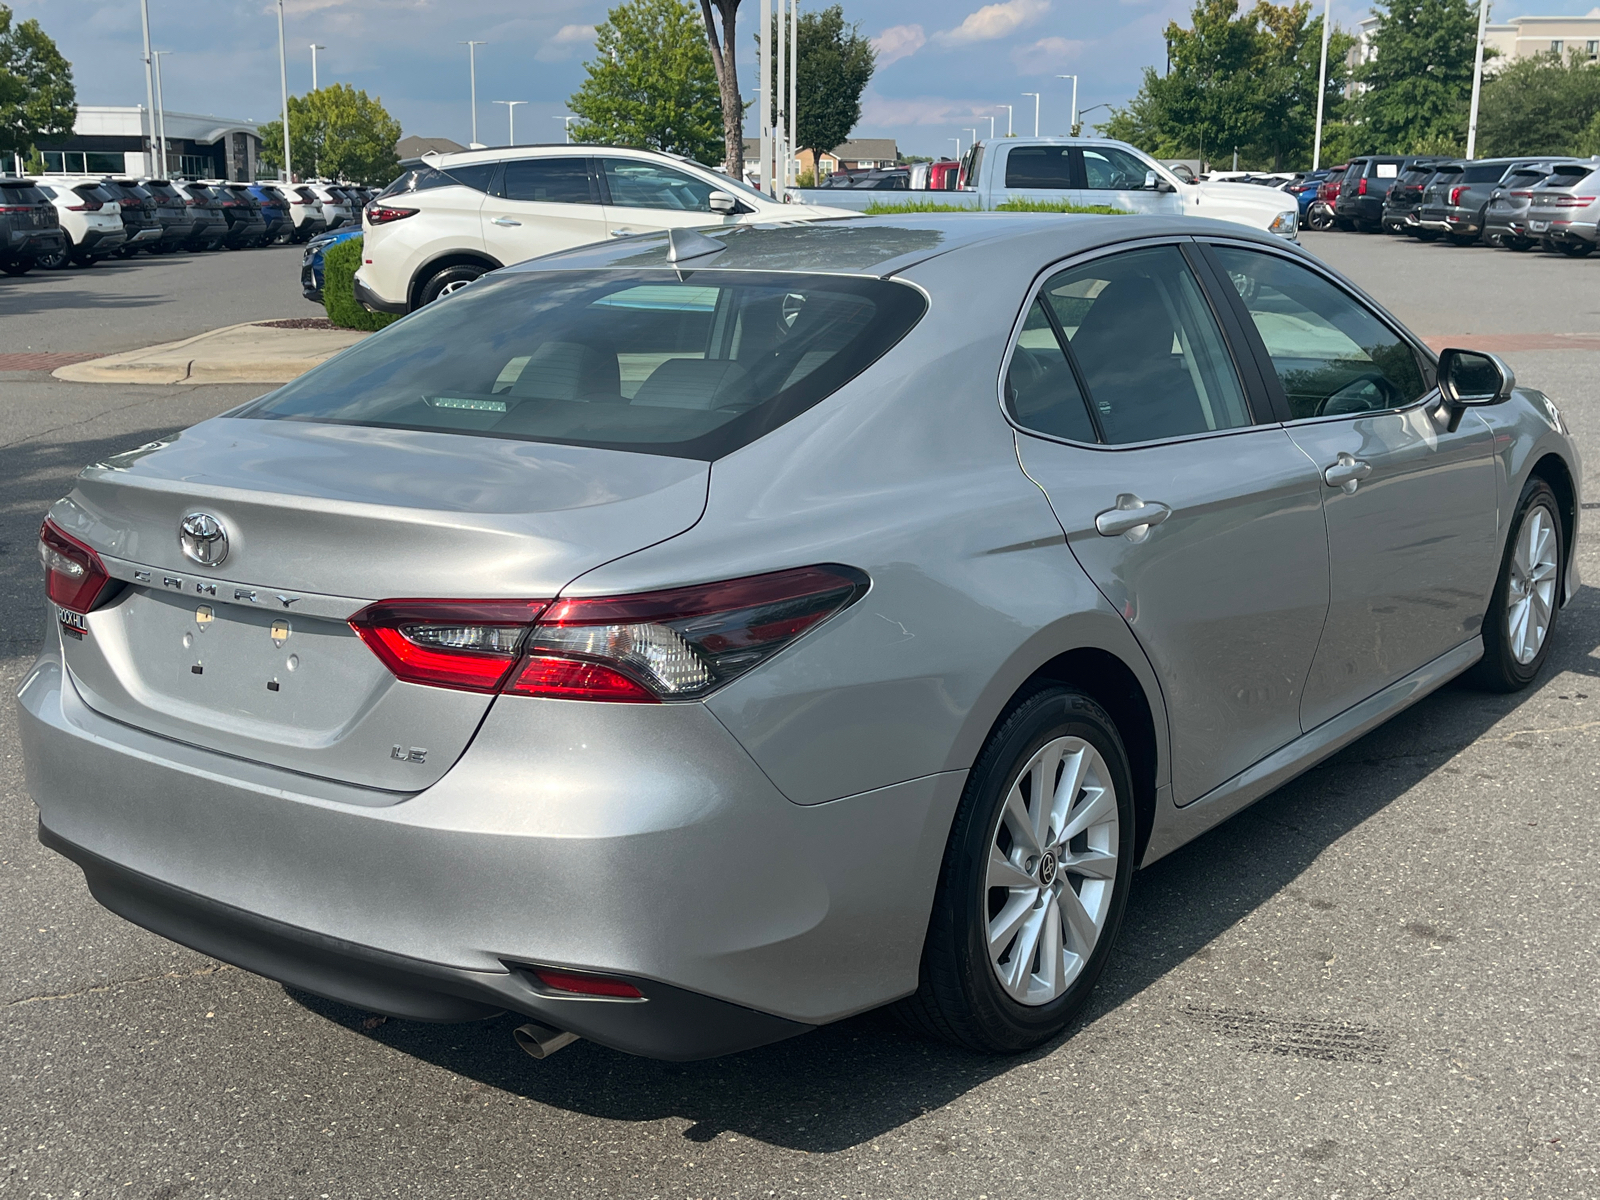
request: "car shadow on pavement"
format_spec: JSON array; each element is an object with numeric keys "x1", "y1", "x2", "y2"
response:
[
  {"x1": 0, "y1": 281, "x2": 169, "y2": 318},
  {"x1": 289, "y1": 584, "x2": 1600, "y2": 1154}
]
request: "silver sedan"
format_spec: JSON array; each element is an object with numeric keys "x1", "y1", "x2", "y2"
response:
[{"x1": 20, "y1": 214, "x2": 1581, "y2": 1061}]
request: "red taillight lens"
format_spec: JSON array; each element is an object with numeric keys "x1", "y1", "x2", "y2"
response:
[
  {"x1": 1553, "y1": 195, "x2": 1596, "y2": 207},
  {"x1": 1510, "y1": 190, "x2": 1531, "y2": 197},
  {"x1": 1357, "y1": 177, "x2": 1367, "y2": 196},
  {"x1": 531, "y1": 968, "x2": 643, "y2": 999},
  {"x1": 1449, "y1": 185, "x2": 1467, "y2": 205},
  {"x1": 349, "y1": 599, "x2": 550, "y2": 693},
  {"x1": 352, "y1": 565, "x2": 868, "y2": 702},
  {"x1": 365, "y1": 204, "x2": 418, "y2": 225},
  {"x1": 38, "y1": 519, "x2": 112, "y2": 614}
]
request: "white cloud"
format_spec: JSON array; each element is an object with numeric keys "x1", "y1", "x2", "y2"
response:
[
  {"x1": 862, "y1": 93, "x2": 1016, "y2": 127},
  {"x1": 1011, "y1": 35, "x2": 1086, "y2": 73},
  {"x1": 535, "y1": 23, "x2": 596, "y2": 62},
  {"x1": 932, "y1": 0, "x2": 1050, "y2": 47},
  {"x1": 872, "y1": 24, "x2": 927, "y2": 67}
]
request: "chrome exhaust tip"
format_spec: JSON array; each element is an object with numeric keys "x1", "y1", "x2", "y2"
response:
[{"x1": 513, "y1": 1021, "x2": 580, "y2": 1059}]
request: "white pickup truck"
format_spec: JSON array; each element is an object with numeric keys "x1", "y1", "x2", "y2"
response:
[{"x1": 792, "y1": 137, "x2": 1300, "y2": 240}]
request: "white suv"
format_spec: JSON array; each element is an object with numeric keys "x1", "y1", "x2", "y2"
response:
[
  {"x1": 34, "y1": 178, "x2": 126, "y2": 267},
  {"x1": 353, "y1": 145, "x2": 853, "y2": 313}
]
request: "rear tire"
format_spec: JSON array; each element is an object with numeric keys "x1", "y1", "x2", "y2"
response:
[
  {"x1": 2, "y1": 260, "x2": 30, "y2": 276},
  {"x1": 1469, "y1": 477, "x2": 1563, "y2": 693},
  {"x1": 1449, "y1": 233, "x2": 1479, "y2": 247},
  {"x1": 1414, "y1": 230, "x2": 1440, "y2": 242},
  {"x1": 35, "y1": 245, "x2": 69, "y2": 270},
  {"x1": 1557, "y1": 240, "x2": 1594, "y2": 258},
  {"x1": 417, "y1": 263, "x2": 486, "y2": 307},
  {"x1": 895, "y1": 687, "x2": 1135, "y2": 1053},
  {"x1": 1504, "y1": 236, "x2": 1532, "y2": 251}
]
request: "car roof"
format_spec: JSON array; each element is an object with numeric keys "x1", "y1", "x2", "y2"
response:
[
  {"x1": 506, "y1": 212, "x2": 1293, "y2": 279},
  {"x1": 427, "y1": 144, "x2": 718, "y2": 170}
]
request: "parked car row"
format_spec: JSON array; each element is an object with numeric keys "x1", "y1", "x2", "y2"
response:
[
  {"x1": 0, "y1": 174, "x2": 377, "y2": 274},
  {"x1": 1289, "y1": 154, "x2": 1600, "y2": 258}
]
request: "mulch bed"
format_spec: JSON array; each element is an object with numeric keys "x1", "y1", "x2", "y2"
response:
[{"x1": 254, "y1": 318, "x2": 338, "y2": 331}]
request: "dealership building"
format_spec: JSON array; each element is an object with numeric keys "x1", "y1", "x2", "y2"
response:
[{"x1": 23, "y1": 106, "x2": 263, "y2": 180}]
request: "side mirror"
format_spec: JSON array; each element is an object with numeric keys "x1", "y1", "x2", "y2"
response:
[
  {"x1": 707, "y1": 190, "x2": 737, "y2": 214},
  {"x1": 1437, "y1": 347, "x2": 1515, "y2": 429},
  {"x1": 1146, "y1": 170, "x2": 1175, "y2": 193}
]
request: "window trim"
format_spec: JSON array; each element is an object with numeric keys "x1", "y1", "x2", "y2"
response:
[
  {"x1": 1195, "y1": 236, "x2": 1440, "y2": 428},
  {"x1": 995, "y1": 235, "x2": 1275, "y2": 452}
]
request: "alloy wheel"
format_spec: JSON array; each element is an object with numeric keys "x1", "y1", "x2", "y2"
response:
[
  {"x1": 1507, "y1": 504, "x2": 1558, "y2": 665},
  {"x1": 984, "y1": 736, "x2": 1119, "y2": 1006}
]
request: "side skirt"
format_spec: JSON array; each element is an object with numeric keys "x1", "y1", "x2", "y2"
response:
[{"x1": 1139, "y1": 637, "x2": 1482, "y2": 867}]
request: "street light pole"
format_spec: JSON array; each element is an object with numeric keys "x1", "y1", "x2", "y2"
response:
[
  {"x1": 759, "y1": 0, "x2": 772, "y2": 195},
  {"x1": 138, "y1": 0, "x2": 157, "y2": 176},
  {"x1": 310, "y1": 44, "x2": 325, "y2": 91},
  {"x1": 1022, "y1": 92, "x2": 1040, "y2": 137},
  {"x1": 493, "y1": 100, "x2": 527, "y2": 145},
  {"x1": 276, "y1": 0, "x2": 292, "y2": 182},
  {"x1": 552, "y1": 115, "x2": 575, "y2": 143},
  {"x1": 1466, "y1": 0, "x2": 1490, "y2": 158},
  {"x1": 1056, "y1": 75, "x2": 1078, "y2": 133},
  {"x1": 152, "y1": 50, "x2": 171, "y2": 177},
  {"x1": 1312, "y1": 0, "x2": 1331, "y2": 169},
  {"x1": 459, "y1": 41, "x2": 486, "y2": 146},
  {"x1": 998, "y1": 104, "x2": 1012, "y2": 136},
  {"x1": 952, "y1": 136, "x2": 961, "y2": 160},
  {"x1": 789, "y1": 0, "x2": 798, "y2": 189},
  {"x1": 986, "y1": 116, "x2": 995, "y2": 139}
]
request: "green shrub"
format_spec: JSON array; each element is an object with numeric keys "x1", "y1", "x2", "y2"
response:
[
  {"x1": 992, "y1": 198, "x2": 1128, "y2": 214},
  {"x1": 861, "y1": 199, "x2": 980, "y2": 214},
  {"x1": 859, "y1": 197, "x2": 1129, "y2": 216},
  {"x1": 322, "y1": 235, "x2": 399, "y2": 332}
]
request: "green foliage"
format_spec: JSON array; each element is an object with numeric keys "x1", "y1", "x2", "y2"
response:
[
  {"x1": 771, "y1": 5, "x2": 875, "y2": 162},
  {"x1": 259, "y1": 84, "x2": 402, "y2": 186},
  {"x1": 1580, "y1": 109, "x2": 1600, "y2": 157},
  {"x1": 321, "y1": 237, "x2": 398, "y2": 332},
  {"x1": 1352, "y1": 0, "x2": 1484, "y2": 155},
  {"x1": 859, "y1": 199, "x2": 1126, "y2": 215},
  {"x1": 0, "y1": 5, "x2": 75, "y2": 160},
  {"x1": 992, "y1": 198, "x2": 1130, "y2": 213},
  {"x1": 1101, "y1": 0, "x2": 1352, "y2": 170},
  {"x1": 570, "y1": 0, "x2": 724, "y2": 165},
  {"x1": 861, "y1": 199, "x2": 977, "y2": 213},
  {"x1": 1477, "y1": 51, "x2": 1600, "y2": 157}
]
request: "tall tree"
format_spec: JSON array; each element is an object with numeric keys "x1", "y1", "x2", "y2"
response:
[
  {"x1": 1353, "y1": 0, "x2": 1483, "y2": 154},
  {"x1": 1477, "y1": 50, "x2": 1600, "y2": 157},
  {"x1": 259, "y1": 84, "x2": 402, "y2": 185},
  {"x1": 570, "y1": 0, "x2": 724, "y2": 166},
  {"x1": 1101, "y1": 0, "x2": 1350, "y2": 170},
  {"x1": 770, "y1": 4, "x2": 875, "y2": 167},
  {"x1": 698, "y1": 0, "x2": 744, "y2": 177},
  {"x1": 0, "y1": 5, "x2": 75, "y2": 162}
]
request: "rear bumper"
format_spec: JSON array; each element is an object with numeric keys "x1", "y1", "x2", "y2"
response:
[
  {"x1": 353, "y1": 270, "x2": 408, "y2": 314},
  {"x1": 17, "y1": 648, "x2": 958, "y2": 1058},
  {"x1": 78, "y1": 227, "x2": 127, "y2": 254},
  {"x1": 124, "y1": 225, "x2": 163, "y2": 245},
  {"x1": 2, "y1": 228, "x2": 65, "y2": 259}
]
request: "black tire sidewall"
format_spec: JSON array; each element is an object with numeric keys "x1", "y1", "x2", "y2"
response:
[
  {"x1": 1479, "y1": 478, "x2": 1563, "y2": 691},
  {"x1": 946, "y1": 688, "x2": 1136, "y2": 1049},
  {"x1": 421, "y1": 265, "x2": 485, "y2": 306}
]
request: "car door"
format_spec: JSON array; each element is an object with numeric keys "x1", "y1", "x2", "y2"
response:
[
  {"x1": 481, "y1": 156, "x2": 609, "y2": 263},
  {"x1": 597, "y1": 157, "x2": 744, "y2": 239},
  {"x1": 1008, "y1": 241, "x2": 1331, "y2": 806},
  {"x1": 991, "y1": 143, "x2": 1080, "y2": 208},
  {"x1": 1077, "y1": 145, "x2": 1182, "y2": 216},
  {"x1": 1206, "y1": 242, "x2": 1499, "y2": 730}
]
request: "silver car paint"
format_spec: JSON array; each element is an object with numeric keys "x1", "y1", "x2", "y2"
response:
[{"x1": 17, "y1": 213, "x2": 1584, "y2": 1047}]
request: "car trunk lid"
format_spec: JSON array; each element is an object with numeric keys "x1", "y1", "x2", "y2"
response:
[{"x1": 50, "y1": 418, "x2": 708, "y2": 792}]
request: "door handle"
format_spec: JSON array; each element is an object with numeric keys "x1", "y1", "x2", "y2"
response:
[
  {"x1": 490, "y1": 216, "x2": 521, "y2": 227},
  {"x1": 1094, "y1": 494, "x2": 1171, "y2": 541},
  {"x1": 609, "y1": 228, "x2": 637, "y2": 237},
  {"x1": 1322, "y1": 452, "x2": 1373, "y2": 493}
]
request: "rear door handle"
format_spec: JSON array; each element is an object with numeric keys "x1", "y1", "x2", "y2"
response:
[
  {"x1": 1322, "y1": 453, "x2": 1373, "y2": 493},
  {"x1": 1094, "y1": 495, "x2": 1171, "y2": 541},
  {"x1": 610, "y1": 227, "x2": 637, "y2": 237},
  {"x1": 490, "y1": 216, "x2": 521, "y2": 227}
]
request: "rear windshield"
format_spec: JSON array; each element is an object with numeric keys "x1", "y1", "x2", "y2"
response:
[
  {"x1": 1430, "y1": 166, "x2": 1463, "y2": 180},
  {"x1": 1503, "y1": 170, "x2": 1545, "y2": 187},
  {"x1": 1461, "y1": 165, "x2": 1506, "y2": 183},
  {"x1": 238, "y1": 270, "x2": 928, "y2": 460},
  {"x1": 1548, "y1": 164, "x2": 1596, "y2": 183}
]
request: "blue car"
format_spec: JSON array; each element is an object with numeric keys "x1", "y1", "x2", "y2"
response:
[
  {"x1": 246, "y1": 183, "x2": 293, "y2": 244},
  {"x1": 1285, "y1": 170, "x2": 1333, "y2": 220},
  {"x1": 300, "y1": 227, "x2": 363, "y2": 303}
]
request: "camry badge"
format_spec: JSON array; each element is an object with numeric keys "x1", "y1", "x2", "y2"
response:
[{"x1": 179, "y1": 512, "x2": 229, "y2": 567}]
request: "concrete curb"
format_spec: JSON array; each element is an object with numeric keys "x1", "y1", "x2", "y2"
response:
[{"x1": 52, "y1": 321, "x2": 370, "y2": 385}]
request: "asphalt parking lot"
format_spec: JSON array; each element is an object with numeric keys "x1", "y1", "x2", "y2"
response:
[{"x1": 2, "y1": 232, "x2": 1598, "y2": 1199}]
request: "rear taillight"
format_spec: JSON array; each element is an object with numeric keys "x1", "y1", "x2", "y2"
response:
[
  {"x1": 0, "y1": 205, "x2": 29, "y2": 213},
  {"x1": 1449, "y1": 185, "x2": 1467, "y2": 205},
  {"x1": 1552, "y1": 195, "x2": 1595, "y2": 207},
  {"x1": 1357, "y1": 177, "x2": 1367, "y2": 196},
  {"x1": 38, "y1": 519, "x2": 112, "y2": 614},
  {"x1": 365, "y1": 203, "x2": 418, "y2": 225},
  {"x1": 350, "y1": 565, "x2": 869, "y2": 702},
  {"x1": 1510, "y1": 190, "x2": 1531, "y2": 198}
]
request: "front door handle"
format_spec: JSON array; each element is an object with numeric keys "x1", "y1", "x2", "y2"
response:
[
  {"x1": 609, "y1": 228, "x2": 637, "y2": 237},
  {"x1": 490, "y1": 216, "x2": 522, "y2": 227},
  {"x1": 1322, "y1": 452, "x2": 1373, "y2": 493},
  {"x1": 1095, "y1": 494, "x2": 1171, "y2": 541}
]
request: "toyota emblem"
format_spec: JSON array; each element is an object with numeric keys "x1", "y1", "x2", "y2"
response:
[{"x1": 179, "y1": 512, "x2": 229, "y2": 567}]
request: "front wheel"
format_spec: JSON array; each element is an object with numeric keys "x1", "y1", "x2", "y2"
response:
[
  {"x1": 417, "y1": 263, "x2": 486, "y2": 307},
  {"x1": 1470, "y1": 477, "x2": 1563, "y2": 692},
  {"x1": 896, "y1": 687, "x2": 1135, "y2": 1053}
]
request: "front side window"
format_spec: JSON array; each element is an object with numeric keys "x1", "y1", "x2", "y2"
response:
[
  {"x1": 502, "y1": 157, "x2": 594, "y2": 204},
  {"x1": 1213, "y1": 246, "x2": 1426, "y2": 419},
  {"x1": 238, "y1": 270, "x2": 926, "y2": 460},
  {"x1": 1004, "y1": 146, "x2": 1072, "y2": 189},
  {"x1": 602, "y1": 159, "x2": 715, "y2": 211},
  {"x1": 1006, "y1": 245, "x2": 1252, "y2": 445},
  {"x1": 1081, "y1": 146, "x2": 1155, "y2": 190}
]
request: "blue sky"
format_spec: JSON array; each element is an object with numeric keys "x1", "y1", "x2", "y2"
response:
[{"x1": 19, "y1": 0, "x2": 1600, "y2": 159}]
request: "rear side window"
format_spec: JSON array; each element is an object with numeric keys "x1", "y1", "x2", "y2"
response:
[
  {"x1": 503, "y1": 157, "x2": 595, "y2": 204},
  {"x1": 0, "y1": 184, "x2": 46, "y2": 203},
  {"x1": 1462, "y1": 165, "x2": 1506, "y2": 184},
  {"x1": 1213, "y1": 246, "x2": 1425, "y2": 419},
  {"x1": 238, "y1": 270, "x2": 927, "y2": 460},
  {"x1": 1006, "y1": 245, "x2": 1253, "y2": 445},
  {"x1": 1005, "y1": 146, "x2": 1073, "y2": 189}
]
